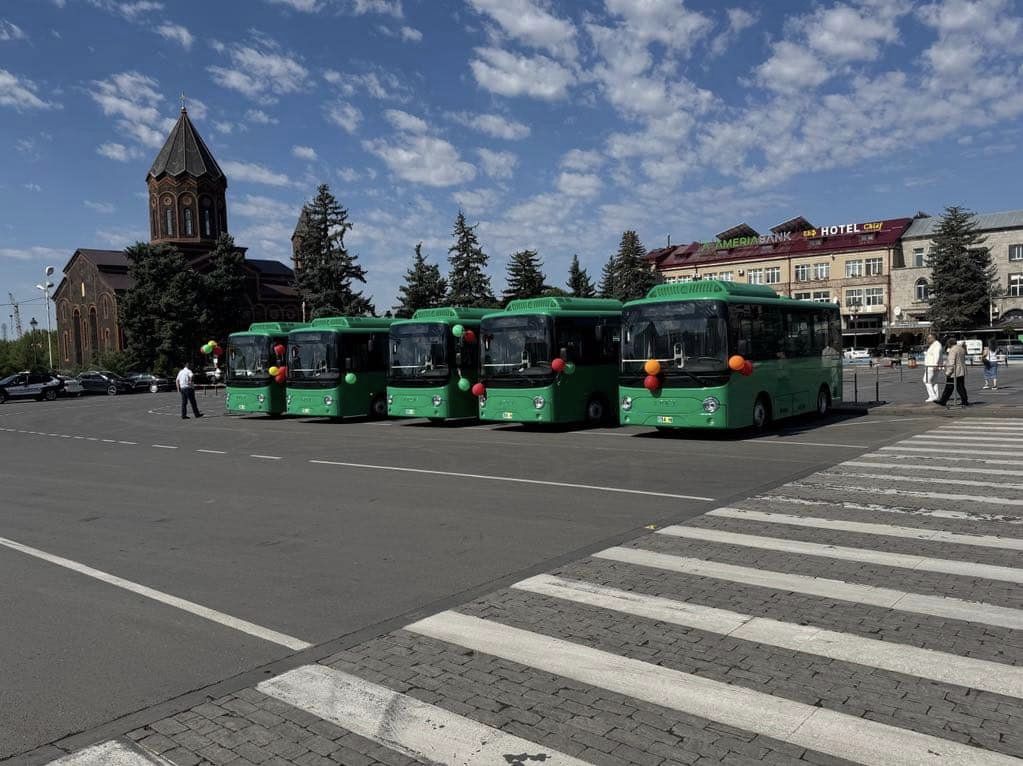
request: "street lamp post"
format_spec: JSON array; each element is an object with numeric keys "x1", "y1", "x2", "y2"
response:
[
  {"x1": 35, "y1": 266, "x2": 54, "y2": 370},
  {"x1": 29, "y1": 317, "x2": 39, "y2": 367}
]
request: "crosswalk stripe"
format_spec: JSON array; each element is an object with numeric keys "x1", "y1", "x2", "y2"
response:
[
  {"x1": 512, "y1": 574, "x2": 1023, "y2": 698},
  {"x1": 876, "y1": 447, "x2": 1023, "y2": 465},
  {"x1": 843, "y1": 460, "x2": 1023, "y2": 478},
  {"x1": 936, "y1": 426, "x2": 1023, "y2": 432},
  {"x1": 257, "y1": 664, "x2": 592, "y2": 766},
  {"x1": 882, "y1": 445, "x2": 1023, "y2": 458},
  {"x1": 756, "y1": 494, "x2": 1023, "y2": 524},
  {"x1": 48, "y1": 740, "x2": 172, "y2": 765},
  {"x1": 911, "y1": 434, "x2": 1023, "y2": 444},
  {"x1": 656, "y1": 525, "x2": 1023, "y2": 583},
  {"x1": 792, "y1": 479, "x2": 1023, "y2": 508},
  {"x1": 407, "y1": 611, "x2": 1020, "y2": 766},
  {"x1": 594, "y1": 546, "x2": 1023, "y2": 629},
  {"x1": 707, "y1": 508, "x2": 1023, "y2": 550},
  {"x1": 818, "y1": 470, "x2": 1023, "y2": 491}
]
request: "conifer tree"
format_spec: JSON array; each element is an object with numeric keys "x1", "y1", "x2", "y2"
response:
[
  {"x1": 446, "y1": 210, "x2": 496, "y2": 307},
  {"x1": 612, "y1": 230, "x2": 656, "y2": 302},
  {"x1": 598, "y1": 255, "x2": 617, "y2": 299},
  {"x1": 200, "y1": 233, "x2": 248, "y2": 344},
  {"x1": 927, "y1": 206, "x2": 1000, "y2": 331},
  {"x1": 566, "y1": 254, "x2": 596, "y2": 297},
  {"x1": 502, "y1": 249, "x2": 547, "y2": 304},
  {"x1": 395, "y1": 242, "x2": 447, "y2": 317},
  {"x1": 293, "y1": 184, "x2": 374, "y2": 318}
]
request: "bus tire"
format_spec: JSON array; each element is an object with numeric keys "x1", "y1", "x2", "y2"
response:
[
  {"x1": 816, "y1": 385, "x2": 832, "y2": 417},
  {"x1": 428, "y1": 417, "x2": 445, "y2": 424},
  {"x1": 584, "y1": 396, "x2": 608, "y2": 425},
  {"x1": 370, "y1": 395, "x2": 388, "y2": 419},
  {"x1": 752, "y1": 394, "x2": 772, "y2": 430}
]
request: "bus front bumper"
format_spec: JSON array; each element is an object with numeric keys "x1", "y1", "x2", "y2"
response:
[
  {"x1": 619, "y1": 387, "x2": 728, "y2": 428},
  {"x1": 478, "y1": 387, "x2": 554, "y2": 423},
  {"x1": 388, "y1": 390, "x2": 452, "y2": 419},
  {"x1": 226, "y1": 389, "x2": 279, "y2": 415},
  {"x1": 287, "y1": 389, "x2": 342, "y2": 417}
]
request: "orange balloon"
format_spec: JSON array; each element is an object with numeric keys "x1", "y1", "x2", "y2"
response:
[
  {"x1": 643, "y1": 358, "x2": 661, "y2": 375},
  {"x1": 728, "y1": 355, "x2": 745, "y2": 371}
]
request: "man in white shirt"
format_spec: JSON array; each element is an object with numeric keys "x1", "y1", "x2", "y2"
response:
[
  {"x1": 922, "y1": 332, "x2": 942, "y2": 402},
  {"x1": 175, "y1": 363, "x2": 203, "y2": 419}
]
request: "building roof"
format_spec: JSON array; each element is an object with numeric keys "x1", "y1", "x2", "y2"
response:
[
  {"x1": 147, "y1": 108, "x2": 225, "y2": 182},
  {"x1": 72, "y1": 249, "x2": 128, "y2": 268},
  {"x1": 247, "y1": 259, "x2": 294, "y2": 278},
  {"x1": 903, "y1": 209, "x2": 1023, "y2": 238},
  {"x1": 716, "y1": 223, "x2": 758, "y2": 240}
]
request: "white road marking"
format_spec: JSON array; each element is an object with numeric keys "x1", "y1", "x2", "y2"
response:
[
  {"x1": 513, "y1": 574, "x2": 1023, "y2": 699},
  {"x1": 876, "y1": 447, "x2": 1023, "y2": 465},
  {"x1": 762, "y1": 440, "x2": 869, "y2": 449},
  {"x1": 258, "y1": 665, "x2": 592, "y2": 766},
  {"x1": 250, "y1": 454, "x2": 282, "y2": 460},
  {"x1": 937, "y1": 426, "x2": 1023, "y2": 432},
  {"x1": 882, "y1": 445, "x2": 1023, "y2": 458},
  {"x1": 826, "y1": 417, "x2": 934, "y2": 427},
  {"x1": 819, "y1": 470, "x2": 1023, "y2": 491},
  {"x1": 0, "y1": 536, "x2": 311, "y2": 651},
  {"x1": 118, "y1": 440, "x2": 136, "y2": 445},
  {"x1": 911, "y1": 434, "x2": 1023, "y2": 444},
  {"x1": 197, "y1": 449, "x2": 226, "y2": 455},
  {"x1": 707, "y1": 507, "x2": 1023, "y2": 551},
  {"x1": 101, "y1": 439, "x2": 115, "y2": 443},
  {"x1": 308, "y1": 459, "x2": 716, "y2": 501},
  {"x1": 843, "y1": 460, "x2": 1023, "y2": 478},
  {"x1": 407, "y1": 611, "x2": 1019, "y2": 766},
  {"x1": 656, "y1": 525, "x2": 1023, "y2": 583},
  {"x1": 795, "y1": 480, "x2": 1023, "y2": 508},
  {"x1": 594, "y1": 546, "x2": 1023, "y2": 630},
  {"x1": 48, "y1": 739, "x2": 173, "y2": 765},
  {"x1": 755, "y1": 495, "x2": 1023, "y2": 525},
  {"x1": 151, "y1": 444, "x2": 178, "y2": 450}
]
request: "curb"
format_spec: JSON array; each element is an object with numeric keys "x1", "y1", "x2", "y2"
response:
[{"x1": 836, "y1": 402, "x2": 1023, "y2": 418}]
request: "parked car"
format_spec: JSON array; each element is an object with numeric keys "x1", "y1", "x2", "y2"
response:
[
  {"x1": 843, "y1": 348, "x2": 870, "y2": 360},
  {"x1": 57, "y1": 375, "x2": 83, "y2": 396},
  {"x1": 77, "y1": 370, "x2": 134, "y2": 395},
  {"x1": 125, "y1": 372, "x2": 171, "y2": 393},
  {"x1": 0, "y1": 371, "x2": 66, "y2": 403}
]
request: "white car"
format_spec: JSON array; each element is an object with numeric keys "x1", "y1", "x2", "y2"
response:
[{"x1": 843, "y1": 348, "x2": 870, "y2": 360}]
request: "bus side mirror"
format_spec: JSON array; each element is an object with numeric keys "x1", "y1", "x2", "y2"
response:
[
  {"x1": 345, "y1": 356, "x2": 353, "y2": 371},
  {"x1": 560, "y1": 346, "x2": 568, "y2": 360}
]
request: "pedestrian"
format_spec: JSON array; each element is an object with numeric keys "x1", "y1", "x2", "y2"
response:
[
  {"x1": 982, "y1": 342, "x2": 999, "y2": 390},
  {"x1": 934, "y1": 338, "x2": 968, "y2": 407},
  {"x1": 922, "y1": 332, "x2": 943, "y2": 402},
  {"x1": 176, "y1": 363, "x2": 203, "y2": 419}
]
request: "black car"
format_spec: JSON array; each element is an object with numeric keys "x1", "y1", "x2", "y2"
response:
[
  {"x1": 0, "y1": 371, "x2": 65, "y2": 403},
  {"x1": 77, "y1": 370, "x2": 134, "y2": 395},
  {"x1": 125, "y1": 372, "x2": 172, "y2": 393}
]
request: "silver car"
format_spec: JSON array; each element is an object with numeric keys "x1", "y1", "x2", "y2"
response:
[{"x1": 0, "y1": 372, "x2": 66, "y2": 403}]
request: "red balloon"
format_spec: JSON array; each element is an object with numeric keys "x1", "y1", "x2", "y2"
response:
[
  {"x1": 462, "y1": 329, "x2": 476, "y2": 343},
  {"x1": 742, "y1": 360, "x2": 753, "y2": 376},
  {"x1": 471, "y1": 382, "x2": 486, "y2": 397},
  {"x1": 212, "y1": 346, "x2": 223, "y2": 356},
  {"x1": 643, "y1": 374, "x2": 661, "y2": 391},
  {"x1": 278, "y1": 365, "x2": 287, "y2": 374},
  {"x1": 275, "y1": 373, "x2": 286, "y2": 384},
  {"x1": 273, "y1": 343, "x2": 286, "y2": 356},
  {"x1": 551, "y1": 358, "x2": 566, "y2": 373}
]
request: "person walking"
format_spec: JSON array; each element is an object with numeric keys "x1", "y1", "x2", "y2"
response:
[
  {"x1": 922, "y1": 332, "x2": 943, "y2": 402},
  {"x1": 934, "y1": 338, "x2": 968, "y2": 407},
  {"x1": 176, "y1": 363, "x2": 203, "y2": 419},
  {"x1": 982, "y1": 342, "x2": 1000, "y2": 390}
]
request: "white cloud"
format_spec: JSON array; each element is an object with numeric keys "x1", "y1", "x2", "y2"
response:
[
  {"x1": 556, "y1": 171, "x2": 601, "y2": 198},
  {"x1": 604, "y1": 0, "x2": 711, "y2": 53},
  {"x1": 560, "y1": 148, "x2": 602, "y2": 172},
  {"x1": 466, "y1": 0, "x2": 577, "y2": 59},
  {"x1": 476, "y1": 148, "x2": 517, "y2": 179},
  {"x1": 363, "y1": 135, "x2": 475, "y2": 187},
  {"x1": 0, "y1": 69, "x2": 57, "y2": 110},
  {"x1": 325, "y1": 100, "x2": 362, "y2": 133},
  {"x1": 806, "y1": 4, "x2": 902, "y2": 62},
  {"x1": 449, "y1": 111, "x2": 530, "y2": 140},
  {"x1": 352, "y1": 0, "x2": 403, "y2": 18},
  {"x1": 232, "y1": 194, "x2": 298, "y2": 219},
  {"x1": 117, "y1": 1, "x2": 163, "y2": 19},
  {"x1": 245, "y1": 108, "x2": 278, "y2": 125},
  {"x1": 0, "y1": 245, "x2": 68, "y2": 261},
  {"x1": 156, "y1": 22, "x2": 193, "y2": 49},
  {"x1": 88, "y1": 71, "x2": 168, "y2": 148},
  {"x1": 710, "y1": 8, "x2": 757, "y2": 56},
  {"x1": 209, "y1": 35, "x2": 308, "y2": 100},
  {"x1": 470, "y1": 47, "x2": 575, "y2": 100},
  {"x1": 221, "y1": 160, "x2": 295, "y2": 186},
  {"x1": 919, "y1": 0, "x2": 1021, "y2": 79},
  {"x1": 337, "y1": 167, "x2": 360, "y2": 182},
  {"x1": 755, "y1": 41, "x2": 830, "y2": 93},
  {"x1": 266, "y1": 0, "x2": 321, "y2": 10},
  {"x1": 452, "y1": 188, "x2": 499, "y2": 212},
  {"x1": 84, "y1": 200, "x2": 116, "y2": 214},
  {"x1": 324, "y1": 69, "x2": 411, "y2": 101},
  {"x1": 96, "y1": 142, "x2": 141, "y2": 162},
  {"x1": 213, "y1": 120, "x2": 234, "y2": 134},
  {"x1": 0, "y1": 20, "x2": 27, "y2": 41},
  {"x1": 24, "y1": 183, "x2": 42, "y2": 192},
  {"x1": 400, "y1": 26, "x2": 422, "y2": 41},
  {"x1": 292, "y1": 145, "x2": 318, "y2": 160},
  {"x1": 384, "y1": 109, "x2": 429, "y2": 133},
  {"x1": 95, "y1": 226, "x2": 147, "y2": 247}
]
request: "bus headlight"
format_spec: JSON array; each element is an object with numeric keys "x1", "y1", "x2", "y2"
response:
[
  {"x1": 256, "y1": 393, "x2": 265, "y2": 404},
  {"x1": 533, "y1": 396, "x2": 545, "y2": 409},
  {"x1": 323, "y1": 395, "x2": 334, "y2": 406},
  {"x1": 432, "y1": 395, "x2": 443, "y2": 407},
  {"x1": 286, "y1": 394, "x2": 292, "y2": 406},
  {"x1": 621, "y1": 396, "x2": 633, "y2": 411},
  {"x1": 387, "y1": 394, "x2": 394, "y2": 406},
  {"x1": 224, "y1": 392, "x2": 230, "y2": 405},
  {"x1": 702, "y1": 396, "x2": 720, "y2": 413}
]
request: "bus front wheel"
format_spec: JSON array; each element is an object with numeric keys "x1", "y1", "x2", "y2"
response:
[
  {"x1": 370, "y1": 395, "x2": 388, "y2": 419},
  {"x1": 816, "y1": 385, "x2": 832, "y2": 417},
  {"x1": 752, "y1": 395, "x2": 772, "y2": 430},
  {"x1": 585, "y1": 396, "x2": 608, "y2": 425}
]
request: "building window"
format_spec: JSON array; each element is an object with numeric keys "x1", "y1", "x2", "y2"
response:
[
  {"x1": 845, "y1": 260, "x2": 863, "y2": 278},
  {"x1": 858, "y1": 233, "x2": 876, "y2": 243},
  {"x1": 184, "y1": 208, "x2": 194, "y2": 236},
  {"x1": 718, "y1": 271, "x2": 733, "y2": 281},
  {"x1": 747, "y1": 269, "x2": 764, "y2": 285},
  {"x1": 1010, "y1": 274, "x2": 1023, "y2": 297},
  {"x1": 915, "y1": 278, "x2": 929, "y2": 301},
  {"x1": 865, "y1": 287, "x2": 884, "y2": 306},
  {"x1": 845, "y1": 288, "x2": 863, "y2": 307},
  {"x1": 104, "y1": 328, "x2": 111, "y2": 351},
  {"x1": 62, "y1": 331, "x2": 69, "y2": 362},
  {"x1": 794, "y1": 292, "x2": 812, "y2": 300},
  {"x1": 88, "y1": 307, "x2": 99, "y2": 356},
  {"x1": 813, "y1": 290, "x2": 831, "y2": 302},
  {"x1": 814, "y1": 262, "x2": 830, "y2": 280},
  {"x1": 164, "y1": 207, "x2": 175, "y2": 237},
  {"x1": 794, "y1": 264, "x2": 811, "y2": 282},
  {"x1": 765, "y1": 267, "x2": 781, "y2": 284},
  {"x1": 865, "y1": 257, "x2": 883, "y2": 276},
  {"x1": 913, "y1": 247, "x2": 926, "y2": 267},
  {"x1": 1010, "y1": 244, "x2": 1023, "y2": 262},
  {"x1": 202, "y1": 202, "x2": 213, "y2": 237}
]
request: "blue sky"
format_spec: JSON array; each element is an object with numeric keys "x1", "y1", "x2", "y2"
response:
[{"x1": 2, "y1": 0, "x2": 1022, "y2": 326}]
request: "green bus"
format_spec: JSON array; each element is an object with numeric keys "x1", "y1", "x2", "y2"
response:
[
  {"x1": 618, "y1": 280, "x2": 842, "y2": 430},
  {"x1": 285, "y1": 316, "x2": 394, "y2": 419},
  {"x1": 476, "y1": 297, "x2": 623, "y2": 425},
  {"x1": 387, "y1": 307, "x2": 490, "y2": 422},
  {"x1": 225, "y1": 322, "x2": 305, "y2": 417}
]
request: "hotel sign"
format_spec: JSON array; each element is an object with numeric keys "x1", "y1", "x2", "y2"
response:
[{"x1": 802, "y1": 221, "x2": 883, "y2": 238}]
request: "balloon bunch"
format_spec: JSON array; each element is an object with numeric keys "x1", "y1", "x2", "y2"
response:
[
  {"x1": 451, "y1": 324, "x2": 477, "y2": 344},
  {"x1": 550, "y1": 358, "x2": 576, "y2": 375},
  {"x1": 201, "y1": 339, "x2": 223, "y2": 357},
  {"x1": 643, "y1": 358, "x2": 662, "y2": 391},
  {"x1": 728, "y1": 355, "x2": 754, "y2": 376},
  {"x1": 268, "y1": 365, "x2": 288, "y2": 384}
]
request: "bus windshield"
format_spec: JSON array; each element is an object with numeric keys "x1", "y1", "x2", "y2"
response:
[
  {"x1": 227, "y1": 337, "x2": 273, "y2": 382},
  {"x1": 483, "y1": 315, "x2": 552, "y2": 378},
  {"x1": 288, "y1": 332, "x2": 341, "y2": 381},
  {"x1": 389, "y1": 322, "x2": 450, "y2": 381},
  {"x1": 622, "y1": 300, "x2": 728, "y2": 375}
]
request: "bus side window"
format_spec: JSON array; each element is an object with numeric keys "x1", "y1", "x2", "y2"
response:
[
  {"x1": 812, "y1": 311, "x2": 830, "y2": 354},
  {"x1": 347, "y1": 335, "x2": 370, "y2": 372},
  {"x1": 557, "y1": 318, "x2": 586, "y2": 364},
  {"x1": 602, "y1": 317, "x2": 621, "y2": 363},
  {"x1": 370, "y1": 332, "x2": 389, "y2": 371},
  {"x1": 784, "y1": 310, "x2": 811, "y2": 358}
]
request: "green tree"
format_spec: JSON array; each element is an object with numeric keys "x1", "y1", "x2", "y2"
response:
[
  {"x1": 502, "y1": 249, "x2": 547, "y2": 304},
  {"x1": 119, "y1": 242, "x2": 204, "y2": 375},
  {"x1": 598, "y1": 255, "x2": 617, "y2": 298},
  {"x1": 612, "y1": 230, "x2": 656, "y2": 302},
  {"x1": 927, "y1": 206, "x2": 1000, "y2": 331},
  {"x1": 446, "y1": 210, "x2": 496, "y2": 307},
  {"x1": 293, "y1": 184, "x2": 374, "y2": 318},
  {"x1": 200, "y1": 233, "x2": 249, "y2": 344},
  {"x1": 395, "y1": 242, "x2": 447, "y2": 317},
  {"x1": 566, "y1": 254, "x2": 596, "y2": 297}
]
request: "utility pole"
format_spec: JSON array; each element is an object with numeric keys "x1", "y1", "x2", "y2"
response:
[{"x1": 8, "y1": 293, "x2": 22, "y2": 338}]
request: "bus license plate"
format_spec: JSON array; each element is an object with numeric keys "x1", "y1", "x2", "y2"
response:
[
  {"x1": 405, "y1": 408, "x2": 416, "y2": 415},
  {"x1": 301, "y1": 408, "x2": 311, "y2": 414},
  {"x1": 657, "y1": 415, "x2": 673, "y2": 424},
  {"x1": 238, "y1": 404, "x2": 247, "y2": 410},
  {"x1": 502, "y1": 411, "x2": 514, "y2": 420}
]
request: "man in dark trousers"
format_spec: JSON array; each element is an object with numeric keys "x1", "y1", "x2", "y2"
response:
[
  {"x1": 934, "y1": 339, "x2": 968, "y2": 407},
  {"x1": 175, "y1": 363, "x2": 203, "y2": 419}
]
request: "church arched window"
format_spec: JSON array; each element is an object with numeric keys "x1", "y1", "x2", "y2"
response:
[
  {"x1": 88, "y1": 307, "x2": 99, "y2": 358},
  {"x1": 164, "y1": 207, "x2": 175, "y2": 237},
  {"x1": 184, "y1": 207, "x2": 194, "y2": 236},
  {"x1": 201, "y1": 197, "x2": 213, "y2": 237}
]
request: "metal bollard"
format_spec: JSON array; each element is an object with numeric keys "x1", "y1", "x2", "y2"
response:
[{"x1": 853, "y1": 370, "x2": 858, "y2": 403}]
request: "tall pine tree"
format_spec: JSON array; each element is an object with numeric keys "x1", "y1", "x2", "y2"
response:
[
  {"x1": 446, "y1": 210, "x2": 496, "y2": 307},
  {"x1": 395, "y1": 242, "x2": 447, "y2": 317},
  {"x1": 566, "y1": 254, "x2": 596, "y2": 297},
  {"x1": 598, "y1": 255, "x2": 617, "y2": 298},
  {"x1": 611, "y1": 230, "x2": 656, "y2": 302},
  {"x1": 200, "y1": 233, "x2": 248, "y2": 345},
  {"x1": 927, "y1": 206, "x2": 1000, "y2": 331},
  {"x1": 293, "y1": 184, "x2": 374, "y2": 318},
  {"x1": 502, "y1": 249, "x2": 547, "y2": 304}
]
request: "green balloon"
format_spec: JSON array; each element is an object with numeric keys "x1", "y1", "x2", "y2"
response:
[
  {"x1": 202, "y1": 344, "x2": 212, "y2": 354},
  {"x1": 457, "y1": 377, "x2": 471, "y2": 391},
  {"x1": 451, "y1": 324, "x2": 465, "y2": 337},
  {"x1": 564, "y1": 361, "x2": 576, "y2": 375},
  {"x1": 344, "y1": 372, "x2": 357, "y2": 384}
]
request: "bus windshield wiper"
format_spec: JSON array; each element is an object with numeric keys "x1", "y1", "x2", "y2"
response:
[{"x1": 672, "y1": 368, "x2": 710, "y2": 386}]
